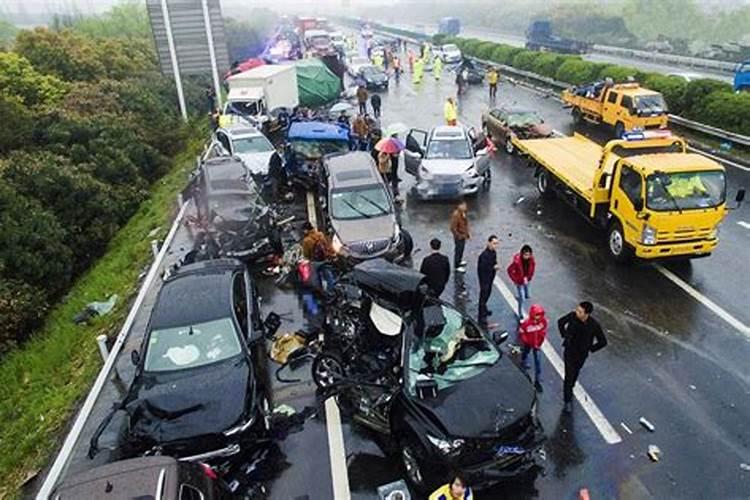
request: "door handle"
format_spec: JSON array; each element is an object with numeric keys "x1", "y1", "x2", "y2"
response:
[{"x1": 614, "y1": 199, "x2": 619, "y2": 209}]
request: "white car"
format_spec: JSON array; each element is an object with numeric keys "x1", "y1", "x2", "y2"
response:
[
  {"x1": 348, "y1": 55, "x2": 372, "y2": 75},
  {"x1": 436, "y1": 43, "x2": 462, "y2": 64},
  {"x1": 209, "y1": 119, "x2": 275, "y2": 176},
  {"x1": 403, "y1": 126, "x2": 491, "y2": 200}
]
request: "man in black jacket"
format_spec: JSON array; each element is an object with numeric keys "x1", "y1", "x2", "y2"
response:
[
  {"x1": 558, "y1": 301, "x2": 608, "y2": 413},
  {"x1": 477, "y1": 235, "x2": 499, "y2": 324},
  {"x1": 420, "y1": 238, "x2": 450, "y2": 297}
]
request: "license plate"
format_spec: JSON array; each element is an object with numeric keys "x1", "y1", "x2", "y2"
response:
[{"x1": 495, "y1": 445, "x2": 525, "y2": 456}]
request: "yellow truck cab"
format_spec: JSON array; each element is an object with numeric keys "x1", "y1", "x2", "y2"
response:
[
  {"x1": 562, "y1": 82, "x2": 669, "y2": 138},
  {"x1": 517, "y1": 130, "x2": 745, "y2": 262}
]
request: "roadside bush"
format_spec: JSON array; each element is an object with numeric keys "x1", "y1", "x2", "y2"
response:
[
  {"x1": 682, "y1": 78, "x2": 734, "y2": 114},
  {"x1": 512, "y1": 50, "x2": 543, "y2": 71},
  {"x1": 490, "y1": 45, "x2": 523, "y2": 65},
  {"x1": 474, "y1": 41, "x2": 497, "y2": 60},
  {"x1": 461, "y1": 38, "x2": 484, "y2": 55},
  {"x1": 642, "y1": 73, "x2": 688, "y2": 114},
  {"x1": 0, "y1": 95, "x2": 33, "y2": 155},
  {"x1": 690, "y1": 91, "x2": 750, "y2": 136},
  {"x1": 555, "y1": 58, "x2": 599, "y2": 85},
  {"x1": 597, "y1": 64, "x2": 640, "y2": 82},
  {"x1": 0, "y1": 279, "x2": 47, "y2": 355},
  {"x1": 0, "y1": 52, "x2": 68, "y2": 107},
  {"x1": 531, "y1": 53, "x2": 566, "y2": 79}
]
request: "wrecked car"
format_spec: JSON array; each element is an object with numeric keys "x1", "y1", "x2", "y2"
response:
[
  {"x1": 481, "y1": 106, "x2": 553, "y2": 155},
  {"x1": 286, "y1": 121, "x2": 350, "y2": 190},
  {"x1": 312, "y1": 260, "x2": 544, "y2": 492},
  {"x1": 89, "y1": 259, "x2": 272, "y2": 462}
]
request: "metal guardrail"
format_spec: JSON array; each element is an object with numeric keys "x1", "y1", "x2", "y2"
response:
[
  {"x1": 366, "y1": 26, "x2": 750, "y2": 149},
  {"x1": 592, "y1": 44, "x2": 738, "y2": 74}
]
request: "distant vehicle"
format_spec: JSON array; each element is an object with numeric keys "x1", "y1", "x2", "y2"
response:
[
  {"x1": 437, "y1": 17, "x2": 461, "y2": 36},
  {"x1": 210, "y1": 119, "x2": 275, "y2": 175},
  {"x1": 322, "y1": 152, "x2": 412, "y2": 261},
  {"x1": 734, "y1": 60, "x2": 750, "y2": 92},
  {"x1": 562, "y1": 81, "x2": 668, "y2": 138},
  {"x1": 53, "y1": 456, "x2": 232, "y2": 500},
  {"x1": 457, "y1": 59, "x2": 485, "y2": 84},
  {"x1": 525, "y1": 20, "x2": 589, "y2": 54},
  {"x1": 482, "y1": 106, "x2": 553, "y2": 155},
  {"x1": 403, "y1": 126, "x2": 492, "y2": 200},
  {"x1": 330, "y1": 31, "x2": 346, "y2": 52},
  {"x1": 358, "y1": 65, "x2": 389, "y2": 90},
  {"x1": 347, "y1": 55, "x2": 371, "y2": 75},
  {"x1": 224, "y1": 65, "x2": 299, "y2": 128},
  {"x1": 89, "y1": 259, "x2": 270, "y2": 461},
  {"x1": 304, "y1": 29, "x2": 334, "y2": 56},
  {"x1": 434, "y1": 43, "x2": 462, "y2": 64}
]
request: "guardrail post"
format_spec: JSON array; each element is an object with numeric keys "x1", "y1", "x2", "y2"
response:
[
  {"x1": 151, "y1": 240, "x2": 160, "y2": 258},
  {"x1": 96, "y1": 335, "x2": 109, "y2": 363}
]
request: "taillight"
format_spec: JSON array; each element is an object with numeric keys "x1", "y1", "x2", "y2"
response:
[{"x1": 200, "y1": 462, "x2": 218, "y2": 480}]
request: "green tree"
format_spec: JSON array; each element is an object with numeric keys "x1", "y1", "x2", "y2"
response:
[
  {"x1": 0, "y1": 52, "x2": 68, "y2": 107},
  {"x1": 0, "y1": 278, "x2": 47, "y2": 354},
  {"x1": 0, "y1": 19, "x2": 18, "y2": 49},
  {"x1": 67, "y1": 1, "x2": 152, "y2": 40},
  {"x1": 14, "y1": 28, "x2": 106, "y2": 81},
  {"x1": 0, "y1": 95, "x2": 33, "y2": 155}
]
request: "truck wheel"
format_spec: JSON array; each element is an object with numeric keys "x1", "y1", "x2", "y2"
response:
[
  {"x1": 536, "y1": 169, "x2": 554, "y2": 199},
  {"x1": 614, "y1": 122, "x2": 625, "y2": 139},
  {"x1": 572, "y1": 107, "x2": 582, "y2": 126},
  {"x1": 607, "y1": 221, "x2": 633, "y2": 263}
]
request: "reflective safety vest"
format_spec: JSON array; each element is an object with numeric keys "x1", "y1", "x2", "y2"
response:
[{"x1": 429, "y1": 484, "x2": 473, "y2": 500}]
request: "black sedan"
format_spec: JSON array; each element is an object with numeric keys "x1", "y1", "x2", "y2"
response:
[
  {"x1": 89, "y1": 259, "x2": 271, "y2": 461},
  {"x1": 357, "y1": 65, "x2": 389, "y2": 90},
  {"x1": 312, "y1": 260, "x2": 544, "y2": 492}
]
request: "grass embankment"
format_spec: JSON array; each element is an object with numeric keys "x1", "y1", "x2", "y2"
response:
[{"x1": 0, "y1": 124, "x2": 205, "y2": 498}]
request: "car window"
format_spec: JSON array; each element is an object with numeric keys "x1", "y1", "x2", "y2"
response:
[
  {"x1": 618, "y1": 164, "x2": 642, "y2": 206},
  {"x1": 331, "y1": 185, "x2": 391, "y2": 220},
  {"x1": 144, "y1": 318, "x2": 242, "y2": 372},
  {"x1": 506, "y1": 111, "x2": 542, "y2": 128},
  {"x1": 426, "y1": 139, "x2": 472, "y2": 160},
  {"x1": 607, "y1": 91, "x2": 619, "y2": 104},
  {"x1": 233, "y1": 273, "x2": 248, "y2": 336},
  {"x1": 217, "y1": 132, "x2": 231, "y2": 152},
  {"x1": 179, "y1": 484, "x2": 205, "y2": 500},
  {"x1": 407, "y1": 303, "x2": 499, "y2": 396},
  {"x1": 620, "y1": 95, "x2": 633, "y2": 112},
  {"x1": 232, "y1": 135, "x2": 273, "y2": 154}
]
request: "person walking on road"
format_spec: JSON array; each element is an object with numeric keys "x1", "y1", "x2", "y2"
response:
[
  {"x1": 487, "y1": 67, "x2": 499, "y2": 100},
  {"x1": 433, "y1": 55, "x2": 443, "y2": 80},
  {"x1": 444, "y1": 97, "x2": 458, "y2": 126},
  {"x1": 370, "y1": 93, "x2": 382, "y2": 119},
  {"x1": 450, "y1": 201, "x2": 470, "y2": 272},
  {"x1": 429, "y1": 474, "x2": 473, "y2": 500},
  {"x1": 519, "y1": 303, "x2": 547, "y2": 393},
  {"x1": 507, "y1": 244, "x2": 536, "y2": 318},
  {"x1": 558, "y1": 301, "x2": 608, "y2": 413},
  {"x1": 420, "y1": 238, "x2": 451, "y2": 297},
  {"x1": 356, "y1": 85, "x2": 369, "y2": 115},
  {"x1": 477, "y1": 235, "x2": 500, "y2": 324},
  {"x1": 352, "y1": 114, "x2": 369, "y2": 151},
  {"x1": 413, "y1": 57, "x2": 424, "y2": 84}
]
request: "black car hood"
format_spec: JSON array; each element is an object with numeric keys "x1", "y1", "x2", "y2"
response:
[
  {"x1": 127, "y1": 357, "x2": 251, "y2": 446},
  {"x1": 410, "y1": 356, "x2": 534, "y2": 438},
  {"x1": 365, "y1": 74, "x2": 387, "y2": 84}
]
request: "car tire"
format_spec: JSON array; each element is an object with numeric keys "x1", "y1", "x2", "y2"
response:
[
  {"x1": 536, "y1": 169, "x2": 554, "y2": 199},
  {"x1": 312, "y1": 353, "x2": 345, "y2": 389},
  {"x1": 505, "y1": 136, "x2": 515, "y2": 155},
  {"x1": 607, "y1": 220, "x2": 633, "y2": 263},
  {"x1": 399, "y1": 229, "x2": 414, "y2": 259},
  {"x1": 614, "y1": 121, "x2": 625, "y2": 139}
]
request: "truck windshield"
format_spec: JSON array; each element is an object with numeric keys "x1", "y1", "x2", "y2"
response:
[
  {"x1": 331, "y1": 185, "x2": 391, "y2": 220},
  {"x1": 646, "y1": 170, "x2": 726, "y2": 211},
  {"x1": 407, "y1": 303, "x2": 499, "y2": 396},
  {"x1": 290, "y1": 138, "x2": 349, "y2": 159},
  {"x1": 635, "y1": 94, "x2": 667, "y2": 113},
  {"x1": 426, "y1": 139, "x2": 472, "y2": 160}
]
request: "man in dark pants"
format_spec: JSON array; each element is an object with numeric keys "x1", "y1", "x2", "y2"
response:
[
  {"x1": 450, "y1": 201, "x2": 470, "y2": 272},
  {"x1": 420, "y1": 238, "x2": 450, "y2": 297},
  {"x1": 477, "y1": 235, "x2": 499, "y2": 324},
  {"x1": 371, "y1": 93, "x2": 382, "y2": 119},
  {"x1": 558, "y1": 301, "x2": 608, "y2": 413}
]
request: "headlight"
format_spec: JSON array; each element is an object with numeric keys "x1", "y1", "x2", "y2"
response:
[
  {"x1": 641, "y1": 224, "x2": 657, "y2": 245},
  {"x1": 426, "y1": 435, "x2": 465, "y2": 456},
  {"x1": 419, "y1": 164, "x2": 432, "y2": 179},
  {"x1": 708, "y1": 225, "x2": 720, "y2": 240},
  {"x1": 332, "y1": 233, "x2": 344, "y2": 253}
]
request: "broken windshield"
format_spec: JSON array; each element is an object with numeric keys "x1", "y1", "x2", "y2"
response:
[
  {"x1": 407, "y1": 303, "x2": 499, "y2": 396},
  {"x1": 290, "y1": 138, "x2": 349, "y2": 160}
]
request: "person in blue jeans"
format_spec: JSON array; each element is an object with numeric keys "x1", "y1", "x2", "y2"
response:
[
  {"x1": 506, "y1": 244, "x2": 536, "y2": 318},
  {"x1": 519, "y1": 303, "x2": 548, "y2": 393}
]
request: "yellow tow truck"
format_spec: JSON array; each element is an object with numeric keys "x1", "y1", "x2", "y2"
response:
[
  {"x1": 517, "y1": 130, "x2": 745, "y2": 262},
  {"x1": 562, "y1": 82, "x2": 669, "y2": 138}
]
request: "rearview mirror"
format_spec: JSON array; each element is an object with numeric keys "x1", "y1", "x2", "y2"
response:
[
  {"x1": 736, "y1": 188, "x2": 746, "y2": 204},
  {"x1": 131, "y1": 350, "x2": 140, "y2": 366},
  {"x1": 492, "y1": 330, "x2": 509, "y2": 345}
]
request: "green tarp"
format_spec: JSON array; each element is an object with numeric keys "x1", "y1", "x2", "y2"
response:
[{"x1": 294, "y1": 59, "x2": 342, "y2": 107}]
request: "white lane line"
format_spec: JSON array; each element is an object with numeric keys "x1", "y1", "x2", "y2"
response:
[
  {"x1": 655, "y1": 264, "x2": 750, "y2": 338},
  {"x1": 493, "y1": 277, "x2": 623, "y2": 445},
  {"x1": 738, "y1": 221, "x2": 750, "y2": 230},
  {"x1": 306, "y1": 189, "x2": 351, "y2": 499},
  {"x1": 687, "y1": 146, "x2": 750, "y2": 172}
]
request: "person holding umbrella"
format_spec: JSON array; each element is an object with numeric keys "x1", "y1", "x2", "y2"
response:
[{"x1": 374, "y1": 136, "x2": 405, "y2": 200}]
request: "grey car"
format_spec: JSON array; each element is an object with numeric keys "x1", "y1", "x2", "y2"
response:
[
  {"x1": 208, "y1": 117, "x2": 275, "y2": 176},
  {"x1": 322, "y1": 152, "x2": 412, "y2": 261}
]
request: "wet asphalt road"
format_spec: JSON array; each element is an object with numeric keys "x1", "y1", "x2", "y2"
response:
[{"x1": 44, "y1": 43, "x2": 750, "y2": 500}]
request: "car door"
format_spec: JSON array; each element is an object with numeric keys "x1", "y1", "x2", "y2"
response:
[
  {"x1": 611, "y1": 161, "x2": 644, "y2": 243},
  {"x1": 216, "y1": 131, "x2": 233, "y2": 155},
  {"x1": 404, "y1": 129, "x2": 428, "y2": 176},
  {"x1": 602, "y1": 90, "x2": 621, "y2": 125}
]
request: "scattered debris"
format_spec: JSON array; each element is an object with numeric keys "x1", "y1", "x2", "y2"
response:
[
  {"x1": 740, "y1": 463, "x2": 750, "y2": 471},
  {"x1": 272, "y1": 404, "x2": 296, "y2": 417},
  {"x1": 73, "y1": 294, "x2": 118, "y2": 324},
  {"x1": 639, "y1": 417, "x2": 655, "y2": 432},
  {"x1": 647, "y1": 445, "x2": 661, "y2": 462},
  {"x1": 513, "y1": 195, "x2": 525, "y2": 206},
  {"x1": 689, "y1": 384, "x2": 697, "y2": 390},
  {"x1": 377, "y1": 479, "x2": 411, "y2": 500},
  {"x1": 270, "y1": 331, "x2": 306, "y2": 364},
  {"x1": 620, "y1": 422, "x2": 633, "y2": 435},
  {"x1": 536, "y1": 210, "x2": 543, "y2": 215},
  {"x1": 538, "y1": 449, "x2": 547, "y2": 461}
]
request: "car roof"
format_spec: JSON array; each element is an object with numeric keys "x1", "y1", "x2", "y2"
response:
[
  {"x1": 53, "y1": 456, "x2": 179, "y2": 500},
  {"x1": 152, "y1": 259, "x2": 243, "y2": 329},
  {"x1": 202, "y1": 157, "x2": 251, "y2": 188},
  {"x1": 220, "y1": 122, "x2": 264, "y2": 138},
  {"x1": 430, "y1": 125, "x2": 467, "y2": 140},
  {"x1": 325, "y1": 152, "x2": 382, "y2": 189},
  {"x1": 288, "y1": 121, "x2": 349, "y2": 141}
]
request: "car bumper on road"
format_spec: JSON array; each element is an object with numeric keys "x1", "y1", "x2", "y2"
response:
[
  {"x1": 635, "y1": 238, "x2": 718, "y2": 259},
  {"x1": 415, "y1": 179, "x2": 479, "y2": 200}
]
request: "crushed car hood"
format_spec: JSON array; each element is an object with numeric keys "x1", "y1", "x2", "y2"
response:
[
  {"x1": 126, "y1": 357, "x2": 251, "y2": 446},
  {"x1": 333, "y1": 213, "x2": 395, "y2": 245},
  {"x1": 236, "y1": 151, "x2": 273, "y2": 176},
  {"x1": 513, "y1": 123, "x2": 553, "y2": 138},
  {"x1": 412, "y1": 357, "x2": 535, "y2": 438}
]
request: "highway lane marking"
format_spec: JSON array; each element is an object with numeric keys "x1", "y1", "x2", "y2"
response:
[
  {"x1": 687, "y1": 146, "x2": 750, "y2": 172},
  {"x1": 306, "y1": 189, "x2": 351, "y2": 499},
  {"x1": 738, "y1": 221, "x2": 750, "y2": 230},
  {"x1": 493, "y1": 277, "x2": 623, "y2": 445},
  {"x1": 655, "y1": 265, "x2": 750, "y2": 338}
]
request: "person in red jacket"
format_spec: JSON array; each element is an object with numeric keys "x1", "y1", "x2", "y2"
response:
[
  {"x1": 519, "y1": 303, "x2": 547, "y2": 392},
  {"x1": 507, "y1": 244, "x2": 535, "y2": 318}
]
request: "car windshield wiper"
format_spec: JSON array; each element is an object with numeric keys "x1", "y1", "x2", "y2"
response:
[
  {"x1": 341, "y1": 198, "x2": 373, "y2": 219},
  {"x1": 356, "y1": 193, "x2": 389, "y2": 215}
]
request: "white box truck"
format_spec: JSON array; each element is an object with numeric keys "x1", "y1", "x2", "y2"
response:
[{"x1": 224, "y1": 65, "x2": 299, "y2": 126}]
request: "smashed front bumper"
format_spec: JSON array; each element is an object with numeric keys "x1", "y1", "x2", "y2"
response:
[{"x1": 414, "y1": 176, "x2": 480, "y2": 200}]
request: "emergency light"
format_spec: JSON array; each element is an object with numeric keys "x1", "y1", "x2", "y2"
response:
[{"x1": 621, "y1": 129, "x2": 673, "y2": 141}]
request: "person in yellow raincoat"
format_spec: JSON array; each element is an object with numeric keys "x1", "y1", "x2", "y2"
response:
[
  {"x1": 433, "y1": 55, "x2": 443, "y2": 80},
  {"x1": 413, "y1": 57, "x2": 424, "y2": 84},
  {"x1": 373, "y1": 53, "x2": 384, "y2": 69},
  {"x1": 444, "y1": 97, "x2": 458, "y2": 125}
]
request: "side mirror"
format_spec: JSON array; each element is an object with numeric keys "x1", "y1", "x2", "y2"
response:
[
  {"x1": 634, "y1": 198, "x2": 644, "y2": 212},
  {"x1": 131, "y1": 350, "x2": 140, "y2": 366},
  {"x1": 492, "y1": 330, "x2": 509, "y2": 345},
  {"x1": 736, "y1": 188, "x2": 746, "y2": 204}
]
